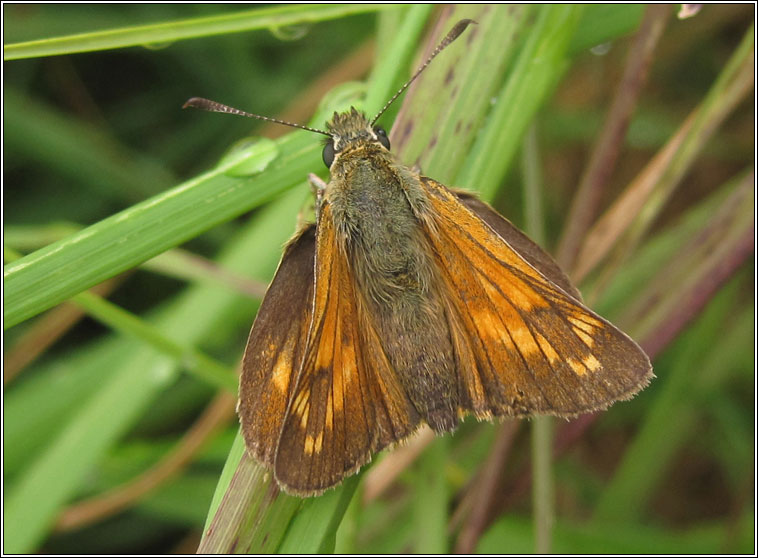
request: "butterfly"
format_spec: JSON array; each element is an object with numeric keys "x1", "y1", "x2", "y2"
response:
[{"x1": 187, "y1": 19, "x2": 653, "y2": 496}]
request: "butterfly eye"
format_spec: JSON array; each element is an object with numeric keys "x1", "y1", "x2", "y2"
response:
[
  {"x1": 374, "y1": 126, "x2": 391, "y2": 150},
  {"x1": 322, "y1": 140, "x2": 335, "y2": 168}
]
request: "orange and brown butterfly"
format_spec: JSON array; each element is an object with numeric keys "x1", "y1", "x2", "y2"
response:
[{"x1": 185, "y1": 19, "x2": 652, "y2": 496}]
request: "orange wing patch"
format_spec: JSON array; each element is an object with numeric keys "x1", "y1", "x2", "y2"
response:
[
  {"x1": 420, "y1": 178, "x2": 652, "y2": 419},
  {"x1": 273, "y1": 203, "x2": 420, "y2": 496}
]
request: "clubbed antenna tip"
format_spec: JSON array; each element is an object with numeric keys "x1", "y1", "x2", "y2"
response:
[{"x1": 182, "y1": 96, "x2": 329, "y2": 136}]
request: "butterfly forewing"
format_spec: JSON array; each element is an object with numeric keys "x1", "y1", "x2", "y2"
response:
[
  {"x1": 273, "y1": 203, "x2": 421, "y2": 495},
  {"x1": 454, "y1": 190, "x2": 582, "y2": 301},
  {"x1": 420, "y1": 177, "x2": 653, "y2": 419}
]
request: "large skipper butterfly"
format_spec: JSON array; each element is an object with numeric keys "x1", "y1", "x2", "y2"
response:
[{"x1": 185, "y1": 20, "x2": 652, "y2": 496}]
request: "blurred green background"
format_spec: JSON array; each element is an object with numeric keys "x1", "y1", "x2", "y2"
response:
[{"x1": 3, "y1": 4, "x2": 754, "y2": 554}]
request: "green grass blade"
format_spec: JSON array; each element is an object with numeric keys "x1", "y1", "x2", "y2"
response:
[
  {"x1": 364, "y1": 4, "x2": 434, "y2": 116},
  {"x1": 592, "y1": 176, "x2": 754, "y2": 522},
  {"x1": 72, "y1": 291, "x2": 237, "y2": 392},
  {"x1": 397, "y1": 5, "x2": 535, "y2": 186},
  {"x1": 621, "y1": 171, "x2": 754, "y2": 351},
  {"x1": 198, "y1": 445, "x2": 301, "y2": 553},
  {"x1": 569, "y1": 4, "x2": 646, "y2": 54},
  {"x1": 5, "y1": 4, "x2": 752, "y2": 554},
  {"x1": 277, "y1": 476, "x2": 360, "y2": 553},
  {"x1": 4, "y1": 4, "x2": 396, "y2": 60},
  {"x1": 521, "y1": 124, "x2": 554, "y2": 553},
  {"x1": 412, "y1": 437, "x2": 450, "y2": 553},
  {"x1": 3, "y1": 131, "x2": 315, "y2": 329},
  {"x1": 4, "y1": 337, "x2": 139, "y2": 478},
  {"x1": 573, "y1": 23, "x2": 754, "y2": 282},
  {"x1": 4, "y1": 248, "x2": 235, "y2": 392}
]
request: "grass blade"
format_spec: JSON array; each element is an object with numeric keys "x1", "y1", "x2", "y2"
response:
[
  {"x1": 457, "y1": 5, "x2": 586, "y2": 200},
  {"x1": 4, "y1": 4, "x2": 395, "y2": 60},
  {"x1": 4, "y1": 130, "x2": 315, "y2": 329}
]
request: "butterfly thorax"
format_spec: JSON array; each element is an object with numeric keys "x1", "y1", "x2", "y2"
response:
[
  {"x1": 321, "y1": 110, "x2": 461, "y2": 432},
  {"x1": 327, "y1": 146, "x2": 430, "y2": 305},
  {"x1": 324, "y1": 109, "x2": 436, "y2": 309}
]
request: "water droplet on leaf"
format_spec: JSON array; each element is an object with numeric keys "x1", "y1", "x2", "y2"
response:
[
  {"x1": 220, "y1": 137, "x2": 279, "y2": 177},
  {"x1": 269, "y1": 23, "x2": 310, "y2": 41}
]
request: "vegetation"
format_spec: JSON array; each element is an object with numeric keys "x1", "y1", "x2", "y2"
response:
[{"x1": 4, "y1": 4, "x2": 754, "y2": 554}]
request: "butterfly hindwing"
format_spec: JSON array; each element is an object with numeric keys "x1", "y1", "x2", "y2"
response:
[
  {"x1": 238, "y1": 226, "x2": 316, "y2": 467},
  {"x1": 420, "y1": 177, "x2": 653, "y2": 419},
  {"x1": 273, "y1": 202, "x2": 421, "y2": 496}
]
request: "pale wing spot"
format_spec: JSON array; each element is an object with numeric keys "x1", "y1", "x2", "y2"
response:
[
  {"x1": 479, "y1": 274, "x2": 543, "y2": 356},
  {"x1": 567, "y1": 357, "x2": 587, "y2": 376},
  {"x1": 313, "y1": 431, "x2": 324, "y2": 454},
  {"x1": 316, "y1": 341, "x2": 334, "y2": 372},
  {"x1": 465, "y1": 360, "x2": 486, "y2": 405},
  {"x1": 508, "y1": 278, "x2": 549, "y2": 311},
  {"x1": 271, "y1": 352, "x2": 291, "y2": 394},
  {"x1": 509, "y1": 324, "x2": 541, "y2": 357},
  {"x1": 299, "y1": 402, "x2": 310, "y2": 429},
  {"x1": 569, "y1": 314, "x2": 603, "y2": 330},
  {"x1": 332, "y1": 364, "x2": 344, "y2": 413},
  {"x1": 452, "y1": 326, "x2": 487, "y2": 410},
  {"x1": 471, "y1": 376, "x2": 486, "y2": 405},
  {"x1": 583, "y1": 354, "x2": 602, "y2": 373},
  {"x1": 473, "y1": 280, "x2": 517, "y2": 349},
  {"x1": 304, "y1": 434, "x2": 315, "y2": 456},
  {"x1": 573, "y1": 327, "x2": 595, "y2": 348},
  {"x1": 470, "y1": 295, "x2": 538, "y2": 359},
  {"x1": 315, "y1": 299, "x2": 337, "y2": 373},
  {"x1": 567, "y1": 316, "x2": 594, "y2": 334},
  {"x1": 325, "y1": 396, "x2": 334, "y2": 430},
  {"x1": 535, "y1": 332, "x2": 560, "y2": 364},
  {"x1": 509, "y1": 287, "x2": 534, "y2": 311},
  {"x1": 291, "y1": 390, "x2": 307, "y2": 413}
]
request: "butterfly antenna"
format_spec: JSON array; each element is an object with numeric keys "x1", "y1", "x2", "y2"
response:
[
  {"x1": 371, "y1": 18, "x2": 476, "y2": 126},
  {"x1": 183, "y1": 97, "x2": 331, "y2": 136}
]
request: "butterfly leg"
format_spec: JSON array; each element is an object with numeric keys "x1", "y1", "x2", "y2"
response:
[
  {"x1": 308, "y1": 173, "x2": 329, "y2": 224},
  {"x1": 308, "y1": 172, "x2": 327, "y2": 196}
]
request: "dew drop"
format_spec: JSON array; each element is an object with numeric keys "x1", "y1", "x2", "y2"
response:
[
  {"x1": 220, "y1": 137, "x2": 280, "y2": 177},
  {"x1": 269, "y1": 23, "x2": 311, "y2": 41},
  {"x1": 590, "y1": 42, "x2": 612, "y2": 56}
]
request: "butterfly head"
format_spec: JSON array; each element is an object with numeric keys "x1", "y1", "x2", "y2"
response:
[{"x1": 322, "y1": 107, "x2": 390, "y2": 169}]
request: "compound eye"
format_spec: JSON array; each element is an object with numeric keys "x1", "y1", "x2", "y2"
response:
[
  {"x1": 322, "y1": 140, "x2": 335, "y2": 168},
  {"x1": 374, "y1": 126, "x2": 391, "y2": 150}
]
